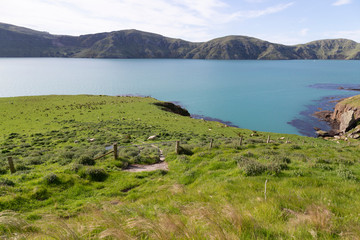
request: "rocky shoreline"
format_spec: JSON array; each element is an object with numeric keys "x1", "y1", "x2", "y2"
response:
[{"x1": 313, "y1": 95, "x2": 360, "y2": 139}]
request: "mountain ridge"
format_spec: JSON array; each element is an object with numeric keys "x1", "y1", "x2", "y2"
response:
[{"x1": 0, "y1": 22, "x2": 359, "y2": 59}]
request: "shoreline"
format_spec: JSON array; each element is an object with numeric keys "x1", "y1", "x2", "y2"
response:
[
  {"x1": 191, "y1": 114, "x2": 239, "y2": 128},
  {"x1": 289, "y1": 84, "x2": 360, "y2": 137},
  {"x1": 166, "y1": 101, "x2": 240, "y2": 128},
  {"x1": 308, "y1": 86, "x2": 360, "y2": 137},
  {"x1": 287, "y1": 96, "x2": 344, "y2": 137}
]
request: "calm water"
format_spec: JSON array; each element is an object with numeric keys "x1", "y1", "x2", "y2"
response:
[{"x1": 1, "y1": 58, "x2": 359, "y2": 136}]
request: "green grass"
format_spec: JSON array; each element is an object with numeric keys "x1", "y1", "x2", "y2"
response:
[
  {"x1": 0, "y1": 95, "x2": 360, "y2": 239},
  {"x1": 340, "y1": 94, "x2": 360, "y2": 107}
]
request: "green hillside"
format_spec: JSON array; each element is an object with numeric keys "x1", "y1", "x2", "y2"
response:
[
  {"x1": 74, "y1": 30, "x2": 199, "y2": 58},
  {"x1": 295, "y1": 39, "x2": 360, "y2": 60},
  {"x1": 0, "y1": 95, "x2": 360, "y2": 239},
  {"x1": 1, "y1": 22, "x2": 360, "y2": 59}
]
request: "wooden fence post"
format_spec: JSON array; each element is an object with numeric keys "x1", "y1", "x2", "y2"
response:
[
  {"x1": 8, "y1": 156, "x2": 16, "y2": 174},
  {"x1": 113, "y1": 143, "x2": 118, "y2": 160},
  {"x1": 209, "y1": 138, "x2": 213, "y2": 149},
  {"x1": 175, "y1": 141, "x2": 180, "y2": 154},
  {"x1": 239, "y1": 136, "x2": 243, "y2": 146},
  {"x1": 267, "y1": 135, "x2": 270, "y2": 144}
]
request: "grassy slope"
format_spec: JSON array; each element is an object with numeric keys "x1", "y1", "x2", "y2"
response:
[
  {"x1": 0, "y1": 95, "x2": 360, "y2": 239},
  {"x1": 339, "y1": 94, "x2": 360, "y2": 107}
]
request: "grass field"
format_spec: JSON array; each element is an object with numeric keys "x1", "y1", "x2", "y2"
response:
[{"x1": 0, "y1": 95, "x2": 360, "y2": 239}]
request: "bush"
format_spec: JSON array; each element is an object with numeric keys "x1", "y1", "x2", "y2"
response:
[
  {"x1": 16, "y1": 164, "x2": 31, "y2": 171},
  {"x1": 25, "y1": 157, "x2": 44, "y2": 165},
  {"x1": 237, "y1": 158, "x2": 266, "y2": 176},
  {"x1": 243, "y1": 151, "x2": 255, "y2": 158},
  {"x1": 83, "y1": 167, "x2": 108, "y2": 182},
  {"x1": 293, "y1": 170, "x2": 305, "y2": 177},
  {"x1": 0, "y1": 178, "x2": 15, "y2": 187},
  {"x1": 119, "y1": 147, "x2": 140, "y2": 158},
  {"x1": 70, "y1": 163, "x2": 83, "y2": 173},
  {"x1": 266, "y1": 162, "x2": 282, "y2": 176},
  {"x1": 313, "y1": 163, "x2": 333, "y2": 171},
  {"x1": 77, "y1": 155, "x2": 95, "y2": 166},
  {"x1": 31, "y1": 187, "x2": 49, "y2": 200},
  {"x1": 336, "y1": 165, "x2": 357, "y2": 180},
  {"x1": 271, "y1": 156, "x2": 290, "y2": 170},
  {"x1": 109, "y1": 160, "x2": 129, "y2": 169},
  {"x1": 0, "y1": 167, "x2": 8, "y2": 175},
  {"x1": 44, "y1": 173, "x2": 60, "y2": 184},
  {"x1": 290, "y1": 145, "x2": 301, "y2": 150},
  {"x1": 61, "y1": 151, "x2": 75, "y2": 160}
]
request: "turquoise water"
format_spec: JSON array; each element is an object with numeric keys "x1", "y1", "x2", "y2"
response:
[{"x1": 0, "y1": 58, "x2": 359, "y2": 136}]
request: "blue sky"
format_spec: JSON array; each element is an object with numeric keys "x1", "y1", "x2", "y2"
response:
[{"x1": 0, "y1": 0, "x2": 359, "y2": 44}]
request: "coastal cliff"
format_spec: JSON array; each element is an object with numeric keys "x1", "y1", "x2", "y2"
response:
[
  {"x1": 331, "y1": 96, "x2": 360, "y2": 133},
  {"x1": 314, "y1": 95, "x2": 360, "y2": 138}
]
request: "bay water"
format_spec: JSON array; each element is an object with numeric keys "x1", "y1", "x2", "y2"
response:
[{"x1": 0, "y1": 58, "x2": 359, "y2": 136}]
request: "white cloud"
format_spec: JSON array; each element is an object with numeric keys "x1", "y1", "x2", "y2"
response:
[
  {"x1": 0, "y1": 0, "x2": 295, "y2": 42},
  {"x1": 332, "y1": 0, "x2": 352, "y2": 6},
  {"x1": 229, "y1": 2, "x2": 294, "y2": 20}
]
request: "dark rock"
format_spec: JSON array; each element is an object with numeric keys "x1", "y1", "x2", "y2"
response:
[{"x1": 153, "y1": 102, "x2": 190, "y2": 117}]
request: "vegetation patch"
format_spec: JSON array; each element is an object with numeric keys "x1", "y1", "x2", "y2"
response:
[{"x1": 0, "y1": 95, "x2": 359, "y2": 239}]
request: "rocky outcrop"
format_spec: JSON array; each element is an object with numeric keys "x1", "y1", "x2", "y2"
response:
[
  {"x1": 331, "y1": 98, "x2": 360, "y2": 133},
  {"x1": 153, "y1": 102, "x2": 190, "y2": 117}
]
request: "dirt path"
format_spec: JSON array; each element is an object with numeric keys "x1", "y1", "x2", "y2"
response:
[{"x1": 124, "y1": 145, "x2": 168, "y2": 172}]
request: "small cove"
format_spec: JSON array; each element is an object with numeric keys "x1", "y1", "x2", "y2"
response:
[{"x1": 0, "y1": 58, "x2": 359, "y2": 136}]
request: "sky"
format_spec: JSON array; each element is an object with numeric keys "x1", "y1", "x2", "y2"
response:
[{"x1": 0, "y1": 0, "x2": 359, "y2": 45}]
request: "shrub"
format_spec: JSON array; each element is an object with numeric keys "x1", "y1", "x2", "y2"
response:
[
  {"x1": 271, "y1": 156, "x2": 290, "y2": 170},
  {"x1": 266, "y1": 162, "x2": 283, "y2": 176},
  {"x1": 70, "y1": 163, "x2": 83, "y2": 173},
  {"x1": 25, "y1": 157, "x2": 43, "y2": 166},
  {"x1": 16, "y1": 164, "x2": 31, "y2": 171},
  {"x1": 237, "y1": 158, "x2": 266, "y2": 176},
  {"x1": 44, "y1": 173, "x2": 60, "y2": 184},
  {"x1": 290, "y1": 145, "x2": 301, "y2": 150},
  {"x1": 293, "y1": 170, "x2": 305, "y2": 177},
  {"x1": 336, "y1": 165, "x2": 357, "y2": 180},
  {"x1": 243, "y1": 151, "x2": 255, "y2": 158},
  {"x1": 335, "y1": 158, "x2": 355, "y2": 166},
  {"x1": 31, "y1": 187, "x2": 49, "y2": 200},
  {"x1": 85, "y1": 167, "x2": 108, "y2": 182},
  {"x1": 0, "y1": 167, "x2": 8, "y2": 175},
  {"x1": 315, "y1": 159, "x2": 332, "y2": 164},
  {"x1": 77, "y1": 155, "x2": 95, "y2": 166},
  {"x1": 119, "y1": 147, "x2": 140, "y2": 158},
  {"x1": 0, "y1": 178, "x2": 15, "y2": 187},
  {"x1": 313, "y1": 163, "x2": 333, "y2": 171}
]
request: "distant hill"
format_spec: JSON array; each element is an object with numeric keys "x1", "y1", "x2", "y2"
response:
[{"x1": 0, "y1": 22, "x2": 359, "y2": 59}]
